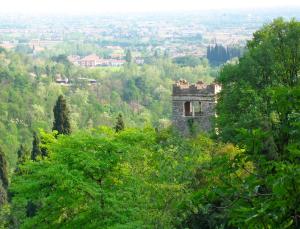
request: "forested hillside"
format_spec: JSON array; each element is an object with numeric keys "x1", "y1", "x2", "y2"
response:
[
  {"x1": 0, "y1": 18, "x2": 299, "y2": 228},
  {"x1": 0, "y1": 50, "x2": 214, "y2": 168}
]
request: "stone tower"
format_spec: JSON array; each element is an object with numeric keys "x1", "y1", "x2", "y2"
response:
[{"x1": 172, "y1": 79, "x2": 221, "y2": 135}]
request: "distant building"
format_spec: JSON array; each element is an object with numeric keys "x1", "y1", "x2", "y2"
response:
[
  {"x1": 67, "y1": 54, "x2": 126, "y2": 67},
  {"x1": 55, "y1": 76, "x2": 97, "y2": 86},
  {"x1": 29, "y1": 39, "x2": 61, "y2": 52},
  {"x1": 135, "y1": 57, "x2": 145, "y2": 65},
  {"x1": 77, "y1": 54, "x2": 102, "y2": 67},
  {"x1": 78, "y1": 77, "x2": 97, "y2": 84},
  {"x1": 108, "y1": 59, "x2": 126, "y2": 66},
  {"x1": 110, "y1": 53, "x2": 125, "y2": 60},
  {"x1": 172, "y1": 79, "x2": 221, "y2": 135},
  {"x1": 0, "y1": 42, "x2": 15, "y2": 50},
  {"x1": 67, "y1": 55, "x2": 81, "y2": 65},
  {"x1": 55, "y1": 77, "x2": 69, "y2": 86}
]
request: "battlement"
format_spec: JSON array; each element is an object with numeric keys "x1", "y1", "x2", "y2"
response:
[{"x1": 173, "y1": 79, "x2": 221, "y2": 96}]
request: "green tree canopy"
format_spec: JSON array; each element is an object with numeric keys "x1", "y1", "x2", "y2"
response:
[
  {"x1": 182, "y1": 18, "x2": 300, "y2": 228},
  {"x1": 10, "y1": 127, "x2": 230, "y2": 228}
]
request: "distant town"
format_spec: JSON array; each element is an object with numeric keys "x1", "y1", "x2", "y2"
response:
[{"x1": 0, "y1": 9, "x2": 299, "y2": 68}]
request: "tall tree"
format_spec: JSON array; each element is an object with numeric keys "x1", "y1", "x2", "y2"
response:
[
  {"x1": 179, "y1": 18, "x2": 300, "y2": 229},
  {"x1": 212, "y1": 18, "x2": 300, "y2": 227},
  {"x1": 17, "y1": 144, "x2": 26, "y2": 160},
  {"x1": 0, "y1": 147, "x2": 8, "y2": 190},
  {"x1": 0, "y1": 147, "x2": 8, "y2": 209},
  {"x1": 31, "y1": 132, "x2": 42, "y2": 161},
  {"x1": 45, "y1": 65, "x2": 51, "y2": 77},
  {"x1": 52, "y1": 95, "x2": 71, "y2": 135},
  {"x1": 0, "y1": 182, "x2": 7, "y2": 207},
  {"x1": 17, "y1": 144, "x2": 29, "y2": 165},
  {"x1": 114, "y1": 113, "x2": 125, "y2": 132},
  {"x1": 207, "y1": 44, "x2": 243, "y2": 65},
  {"x1": 125, "y1": 49, "x2": 132, "y2": 63}
]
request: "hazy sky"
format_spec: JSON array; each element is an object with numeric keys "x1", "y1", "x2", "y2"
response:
[{"x1": 1, "y1": 0, "x2": 300, "y2": 14}]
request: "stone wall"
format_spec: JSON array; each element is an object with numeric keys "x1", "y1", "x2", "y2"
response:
[{"x1": 172, "y1": 80, "x2": 220, "y2": 135}]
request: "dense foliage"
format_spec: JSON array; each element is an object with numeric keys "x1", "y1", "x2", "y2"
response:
[
  {"x1": 10, "y1": 127, "x2": 236, "y2": 228},
  {"x1": 182, "y1": 18, "x2": 300, "y2": 228},
  {"x1": 0, "y1": 50, "x2": 214, "y2": 168},
  {"x1": 173, "y1": 56, "x2": 205, "y2": 67},
  {"x1": 0, "y1": 18, "x2": 299, "y2": 229}
]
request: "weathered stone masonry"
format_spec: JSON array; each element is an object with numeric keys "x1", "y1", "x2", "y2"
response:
[{"x1": 172, "y1": 79, "x2": 221, "y2": 135}]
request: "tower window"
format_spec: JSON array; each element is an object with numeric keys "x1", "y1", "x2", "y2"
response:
[
  {"x1": 184, "y1": 101, "x2": 192, "y2": 116},
  {"x1": 193, "y1": 101, "x2": 202, "y2": 116}
]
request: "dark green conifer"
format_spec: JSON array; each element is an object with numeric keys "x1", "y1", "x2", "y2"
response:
[
  {"x1": 125, "y1": 49, "x2": 132, "y2": 63},
  {"x1": 52, "y1": 95, "x2": 71, "y2": 135},
  {"x1": 45, "y1": 65, "x2": 51, "y2": 77},
  {"x1": 31, "y1": 132, "x2": 42, "y2": 161},
  {"x1": 26, "y1": 201, "x2": 37, "y2": 217},
  {"x1": 17, "y1": 144, "x2": 29, "y2": 165},
  {"x1": 114, "y1": 113, "x2": 125, "y2": 132},
  {"x1": 17, "y1": 144, "x2": 25, "y2": 160},
  {"x1": 0, "y1": 147, "x2": 8, "y2": 190},
  {"x1": 0, "y1": 182, "x2": 7, "y2": 207}
]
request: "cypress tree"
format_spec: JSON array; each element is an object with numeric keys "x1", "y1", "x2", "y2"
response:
[
  {"x1": 0, "y1": 147, "x2": 8, "y2": 190},
  {"x1": 0, "y1": 146, "x2": 7, "y2": 207},
  {"x1": 17, "y1": 144, "x2": 26, "y2": 160},
  {"x1": 114, "y1": 113, "x2": 125, "y2": 132},
  {"x1": 0, "y1": 182, "x2": 7, "y2": 207},
  {"x1": 52, "y1": 95, "x2": 71, "y2": 135},
  {"x1": 125, "y1": 49, "x2": 132, "y2": 63},
  {"x1": 26, "y1": 201, "x2": 37, "y2": 217},
  {"x1": 17, "y1": 144, "x2": 29, "y2": 166},
  {"x1": 45, "y1": 65, "x2": 51, "y2": 77},
  {"x1": 207, "y1": 46, "x2": 211, "y2": 60},
  {"x1": 31, "y1": 132, "x2": 42, "y2": 161}
]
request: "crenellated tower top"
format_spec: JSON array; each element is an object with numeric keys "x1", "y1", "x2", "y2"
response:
[{"x1": 173, "y1": 79, "x2": 221, "y2": 96}]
